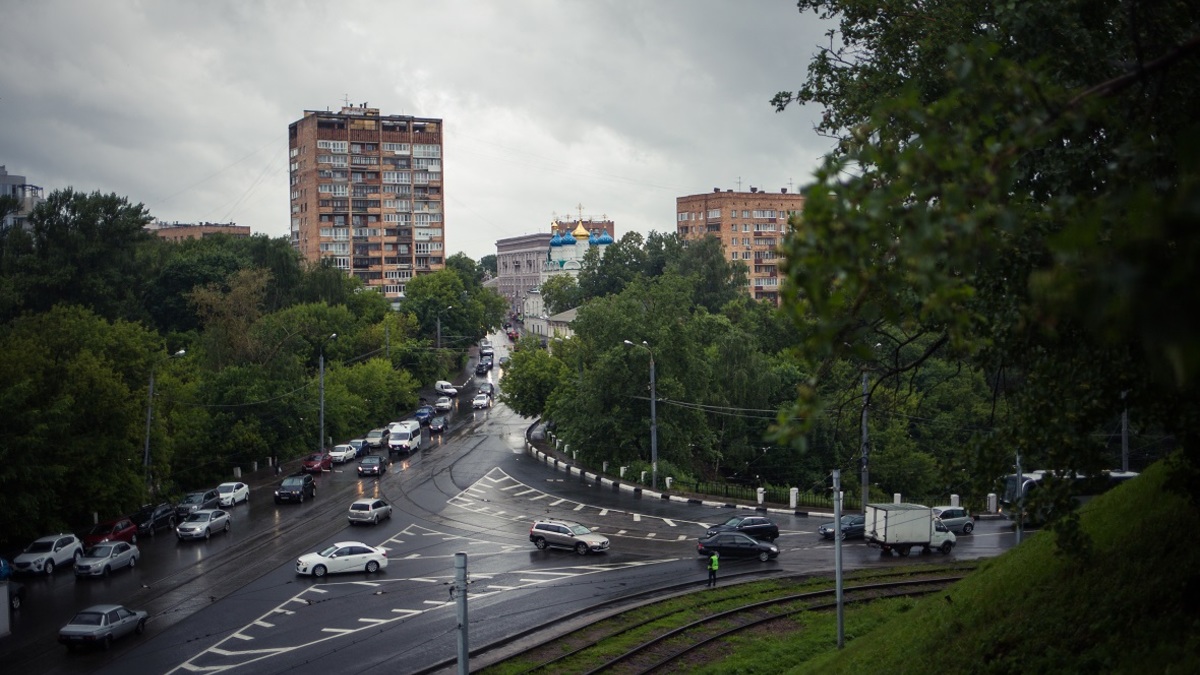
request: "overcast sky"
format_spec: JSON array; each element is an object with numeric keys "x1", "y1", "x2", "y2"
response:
[{"x1": 2, "y1": 1, "x2": 834, "y2": 263}]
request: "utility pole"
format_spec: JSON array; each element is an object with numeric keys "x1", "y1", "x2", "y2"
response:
[
  {"x1": 860, "y1": 370, "x2": 870, "y2": 512},
  {"x1": 1015, "y1": 452, "x2": 1023, "y2": 545},
  {"x1": 455, "y1": 552, "x2": 469, "y2": 675},
  {"x1": 833, "y1": 469, "x2": 845, "y2": 648},
  {"x1": 319, "y1": 333, "x2": 337, "y2": 452},
  {"x1": 142, "y1": 368, "x2": 155, "y2": 490},
  {"x1": 1121, "y1": 390, "x2": 1129, "y2": 473}
]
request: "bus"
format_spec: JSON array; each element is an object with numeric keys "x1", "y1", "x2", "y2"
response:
[{"x1": 998, "y1": 469, "x2": 1139, "y2": 525}]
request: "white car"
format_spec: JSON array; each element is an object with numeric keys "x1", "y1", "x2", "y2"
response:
[
  {"x1": 434, "y1": 380, "x2": 458, "y2": 396},
  {"x1": 472, "y1": 393, "x2": 491, "y2": 409},
  {"x1": 295, "y1": 541, "x2": 388, "y2": 577},
  {"x1": 14, "y1": 534, "x2": 84, "y2": 575},
  {"x1": 328, "y1": 444, "x2": 357, "y2": 464},
  {"x1": 434, "y1": 396, "x2": 453, "y2": 412},
  {"x1": 217, "y1": 482, "x2": 249, "y2": 507},
  {"x1": 348, "y1": 498, "x2": 393, "y2": 525},
  {"x1": 176, "y1": 509, "x2": 232, "y2": 541}
]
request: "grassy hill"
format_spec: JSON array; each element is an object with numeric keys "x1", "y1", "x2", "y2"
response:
[{"x1": 790, "y1": 459, "x2": 1200, "y2": 674}]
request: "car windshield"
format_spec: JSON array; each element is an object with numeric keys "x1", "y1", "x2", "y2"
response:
[
  {"x1": 317, "y1": 545, "x2": 339, "y2": 557},
  {"x1": 721, "y1": 517, "x2": 746, "y2": 527},
  {"x1": 70, "y1": 612, "x2": 105, "y2": 626},
  {"x1": 306, "y1": 454, "x2": 324, "y2": 462},
  {"x1": 183, "y1": 494, "x2": 204, "y2": 504},
  {"x1": 25, "y1": 541, "x2": 53, "y2": 553},
  {"x1": 282, "y1": 478, "x2": 303, "y2": 486},
  {"x1": 350, "y1": 504, "x2": 369, "y2": 511},
  {"x1": 134, "y1": 506, "x2": 156, "y2": 518},
  {"x1": 362, "y1": 457, "x2": 379, "y2": 465},
  {"x1": 568, "y1": 524, "x2": 592, "y2": 535},
  {"x1": 185, "y1": 513, "x2": 209, "y2": 523},
  {"x1": 88, "y1": 523, "x2": 115, "y2": 535},
  {"x1": 87, "y1": 545, "x2": 115, "y2": 558},
  {"x1": 219, "y1": 485, "x2": 234, "y2": 493},
  {"x1": 367, "y1": 431, "x2": 382, "y2": 438},
  {"x1": 841, "y1": 515, "x2": 861, "y2": 525}
]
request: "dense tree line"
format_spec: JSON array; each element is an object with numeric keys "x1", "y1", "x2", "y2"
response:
[{"x1": 0, "y1": 193, "x2": 505, "y2": 548}]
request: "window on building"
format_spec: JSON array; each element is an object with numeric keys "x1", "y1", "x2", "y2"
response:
[
  {"x1": 317, "y1": 140, "x2": 348, "y2": 153},
  {"x1": 413, "y1": 144, "x2": 441, "y2": 158}
]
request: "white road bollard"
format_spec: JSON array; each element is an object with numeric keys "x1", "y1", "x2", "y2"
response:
[
  {"x1": 790, "y1": 487, "x2": 799, "y2": 509},
  {"x1": 620, "y1": 466, "x2": 628, "y2": 478},
  {"x1": 234, "y1": 467, "x2": 242, "y2": 478},
  {"x1": 894, "y1": 493, "x2": 902, "y2": 504},
  {"x1": 641, "y1": 470, "x2": 648, "y2": 484},
  {"x1": 665, "y1": 477, "x2": 673, "y2": 490},
  {"x1": 988, "y1": 492, "x2": 998, "y2": 513},
  {"x1": 757, "y1": 487, "x2": 765, "y2": 505},
  {"x1": 603, "y1": 461, "x2": 609, "y2": 473},
  {"x1": 252, "y1": 461, "x2": 258, "y2": 472},
  {"x1": 950, "y1": 493, "x2": 960, "y2": 507}
]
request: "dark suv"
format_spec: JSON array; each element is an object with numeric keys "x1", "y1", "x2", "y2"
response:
[
  {"x1": 175, "y1": 490, "x2": 220, "y2": 520},
  {"x1": 131, "y1": 503, "x2": 176, "y2": 536},
  {"x1": 274, "y1": 474, "x2": 316, "y2": 504},
  {"x1": 704, "y1": 515, "x2": 780, "y2": 541}
]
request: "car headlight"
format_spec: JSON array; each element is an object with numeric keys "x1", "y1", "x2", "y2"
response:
[{"x1": 274, "y1": 491, "x2": 280, "y2": 496}]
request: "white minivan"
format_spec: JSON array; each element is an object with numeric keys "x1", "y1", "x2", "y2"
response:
[
  {"x1": 435, "y1": 380, "x2": 458, "y2": 396},
  {"x1": 387, "y1": 420, "x2": 422, "y2": 454}
]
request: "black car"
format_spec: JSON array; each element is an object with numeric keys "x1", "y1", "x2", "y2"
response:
[
  {"x1": 705, "y1": 515, "x2": 780, "y2": 542},
  {"x1": 274, "y1": 474, "x2": 316, "y2": 504},
  {"x1": 175, "y1": 490, "x2": 220, "y2": 520},
  {"x1": 696, "y1": 532, "x2": 779, "y2": 562},
  {"x1": 481, "y1": 354, "x2": 494, "y2": 369},
  {"x1": 131, "y1": 503, "x2": 176, "y2": 537},
  {"x1": 817, "y1": 514, "x2": 867, "y2": 540},
  {"x1": 478, "y1": 382, "x2": 496, "y2": 398},
  {"x1": 474, "y1": 362, "x2": 489, "y2": 376},
  {"x1": 429, "y1": 416, "x2": 447, "y2": 433},
  {"x1": 357, "y1": 455, "x2": 388, "y2": 477},
  {"x1": 8, "y1": 580, "x2": 25, "y2": 611}
]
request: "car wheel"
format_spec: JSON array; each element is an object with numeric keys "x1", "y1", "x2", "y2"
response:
[
  {"x1": 11, "y1": 594, "x2": 21, "y2": 611},
  {"x1": 758, "y1": 550, "x2": 770, "y2": 562},
  {"x1": 299, "y1": 492, "x2": 305, "y2": 503},
  {"x1": 575, "y1": 542, "x2": 589, "y2": 556},
  {"x1": 534, "y1": 537, "x2": 548, "y2": 550},
  {"x1": 131, "y1": 534, "x2": 138, "y2": 545},
  {"x1": 962, "y1": 521, "x2": 974, "y2": 534},
  {"x1": 168, "y1": 517, "x2": 177, "y2": 529},
  {"x1": 897, "y1": 545, "x2": 911, "y2": 557},
  {"x1": 940, "y1": 541, "x2": 954, "y2": 554},
  {"x1": 373, "y1": 515, "x2": 379, "y2": 525},
  {"x1": 135, "y1": 619, "x2": 146, "y2": 635},
  {"x1": 366, "y1": 560, "x2": 380, "y2": 573},
  {"x1": 312, "y1": 565, "x2": 327, "y2": 578},
  {"x1": 204, "y1": 528, "x2": 211, "y2": 540},
  {"x1": 130, "y1": 556, "x2": 137, "y2": 568},
  {"x1": 224, "y1": 521, "x2": 230, "y2": 533},
  {"x1": 102, "y1": 635, "x2": 113, "y2": 651},
  {"x1": 103, "y1": 565, "x2": 111, "y2": 577},
  {"x1": 44, "y1": 560, "x2": 55, "y2": 575},
  {"x1": 148, "y1": 526, "x2": 156, "y2": 538}
]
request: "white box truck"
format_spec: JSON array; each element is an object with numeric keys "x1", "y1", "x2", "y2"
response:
[{"x1": 864, "y1": 503, "x2": 957, "y2": 556}]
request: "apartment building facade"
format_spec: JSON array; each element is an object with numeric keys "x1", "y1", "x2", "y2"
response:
[
  {"x1": 495, "y1": 217, "x2": 615, "y2": 316},
  {"x1": 676, "y1": 187, "x2": 804, "y2": 304},
  {"x1": 289, "y1": 106, "x2": 445, "y2": 298},
  {"x1": 146, "y1": 220, "x2": 251, "y2": 242},
  {"x1": 1, "y1": 165, "x2": 44, "y2": 229}
]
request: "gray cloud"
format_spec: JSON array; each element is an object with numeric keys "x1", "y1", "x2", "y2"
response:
[{"x1": 1, "y1": 0, "x2": 833, "y2": 262}]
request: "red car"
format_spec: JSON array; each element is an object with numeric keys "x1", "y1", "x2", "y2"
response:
[
  {"x1": 82, "y1": 517, "x2": 139, "y2": 547},
  {"x1": 302, "y1": 452, "x2": 332, "y2": 473}
]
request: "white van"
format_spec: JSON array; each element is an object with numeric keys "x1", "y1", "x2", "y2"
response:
[
  {"x1": 387, "y1": 420, "x2": 422, "y2": 454},
  {"x1": 435, "y1": 381, "x2": 458, "y2": 396}
]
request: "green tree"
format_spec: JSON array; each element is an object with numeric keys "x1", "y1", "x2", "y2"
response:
[
  {"x1": 773, "y1": 1, "x2": 1200, "y2": 536},
  {"x1": 500, "y1": 338, "x2": 569, "y2": 417},
  {"x1": 540, "y1": 274, "x2": 582, "y2": 315},
  {"x1": 478, "y1": 254, "x2": 497, "y2": 277}
]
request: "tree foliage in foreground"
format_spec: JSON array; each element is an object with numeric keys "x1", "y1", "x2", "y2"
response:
[{"x1": 773, "y1": 0, "x2": 1200, "y2": 540}]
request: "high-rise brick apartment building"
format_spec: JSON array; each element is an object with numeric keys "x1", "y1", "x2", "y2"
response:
[
  {"x1": 676, "y1": 187, "x2": 804, "y2": 304},
  {"x1": 289, "y1": 106, "x2": 445, "y2": 298}
]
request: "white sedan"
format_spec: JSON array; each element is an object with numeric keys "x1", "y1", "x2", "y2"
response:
[
  {"x1": 328, "y1": 444, "x2": 357, "y2": 464},
  {"x1": 472, "y1": 393, "x2": 491, "y2": 409},
  {"x1": 217, "y1": 482, "x2": 249, "y2": 507},
  {"x1": 296, "y1": 541, "x2": 388, "y2": 578},
  {"x1": 434, "y1": 396, "x2": 454, "y2": 412}
]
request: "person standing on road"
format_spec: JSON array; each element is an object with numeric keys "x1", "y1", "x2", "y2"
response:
[{"x1": 707, "y1": 551, "x2": 719, "y2": 587}]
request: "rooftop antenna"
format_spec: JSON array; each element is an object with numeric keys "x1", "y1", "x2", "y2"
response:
[
  {"x1": 788, "y1": 177, "x2": 794, "y2": 191},
  {"x1": 342, "y1": 94, "x2": 351, "y2": 107},
  {"x1": 576, "y1": 202, "x2": 584, "y2": 221},
  {"x1": 736, "y1": 176, "x2": 743, "y2": 191}
]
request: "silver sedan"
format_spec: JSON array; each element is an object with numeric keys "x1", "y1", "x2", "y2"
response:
[
  {"x1": 59, "y1": 604, "x2": 148, "y2": 651},
  {"x1": 74, "y1": 542, "x2": 140, "y2": 578},
  {"x1": 176, "y1": 509, "x2": 232, "y2": 541}
]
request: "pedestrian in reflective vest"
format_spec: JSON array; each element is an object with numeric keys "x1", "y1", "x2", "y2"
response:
[{"x1": 707, "y1": 551, "x2": 719, "y2": 587}]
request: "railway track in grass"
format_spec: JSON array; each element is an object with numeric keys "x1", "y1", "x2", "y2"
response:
[{"x1": 482, "y1": 565, "x2": 973, "y2": 675}]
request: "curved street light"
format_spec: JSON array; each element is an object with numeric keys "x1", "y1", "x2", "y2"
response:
[
  {"x1": 623, "y1": 340, "x2": 657, "y2": 490},
  {"x1": 144, "y1": 348, "x2": 186, "y2": 495},
  {"x1": 319, "y1": 333, "x2": 338, "y2": 453},
  {"x1": 436, "y1": 305, "x2": 453, "y2": 350}
]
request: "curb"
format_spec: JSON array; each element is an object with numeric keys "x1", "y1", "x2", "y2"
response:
[{"x1": 524, "y1": 441, "x2": 836, "y2": 520}]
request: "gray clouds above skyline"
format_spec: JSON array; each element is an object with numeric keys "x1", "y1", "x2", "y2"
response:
[{"x1": 2, "y1": 1, "x2": 833, "y2": 262}]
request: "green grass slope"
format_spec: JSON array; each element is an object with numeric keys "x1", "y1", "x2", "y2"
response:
[{"x1": 795, "y1": 459, "x2": 1200, "y2": 674}]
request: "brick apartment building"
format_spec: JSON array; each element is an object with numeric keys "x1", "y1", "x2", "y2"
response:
[
  {"x1": 288, "y1": 105, "x2": 445, "y2": 298},
  {"x1": 146, "y1": 220, "x2": 251, "y2": 242},
  {"x1": 676, "y1": 187, "x2": 804, "y2": 304}
]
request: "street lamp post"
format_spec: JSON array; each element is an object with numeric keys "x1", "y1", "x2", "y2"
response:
[
  {"x1": 319, "y1": 333, "x2": 338, "y2": 453},
  {"x1": 624, "y1": 340, "x2": 658, "y2": 490},
  {"x1": 436, "y1": 305, "x2": 453, "y2": 350},
  {"x1": 144, "y1": 349, "x2": 186, "y2": 494}
]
